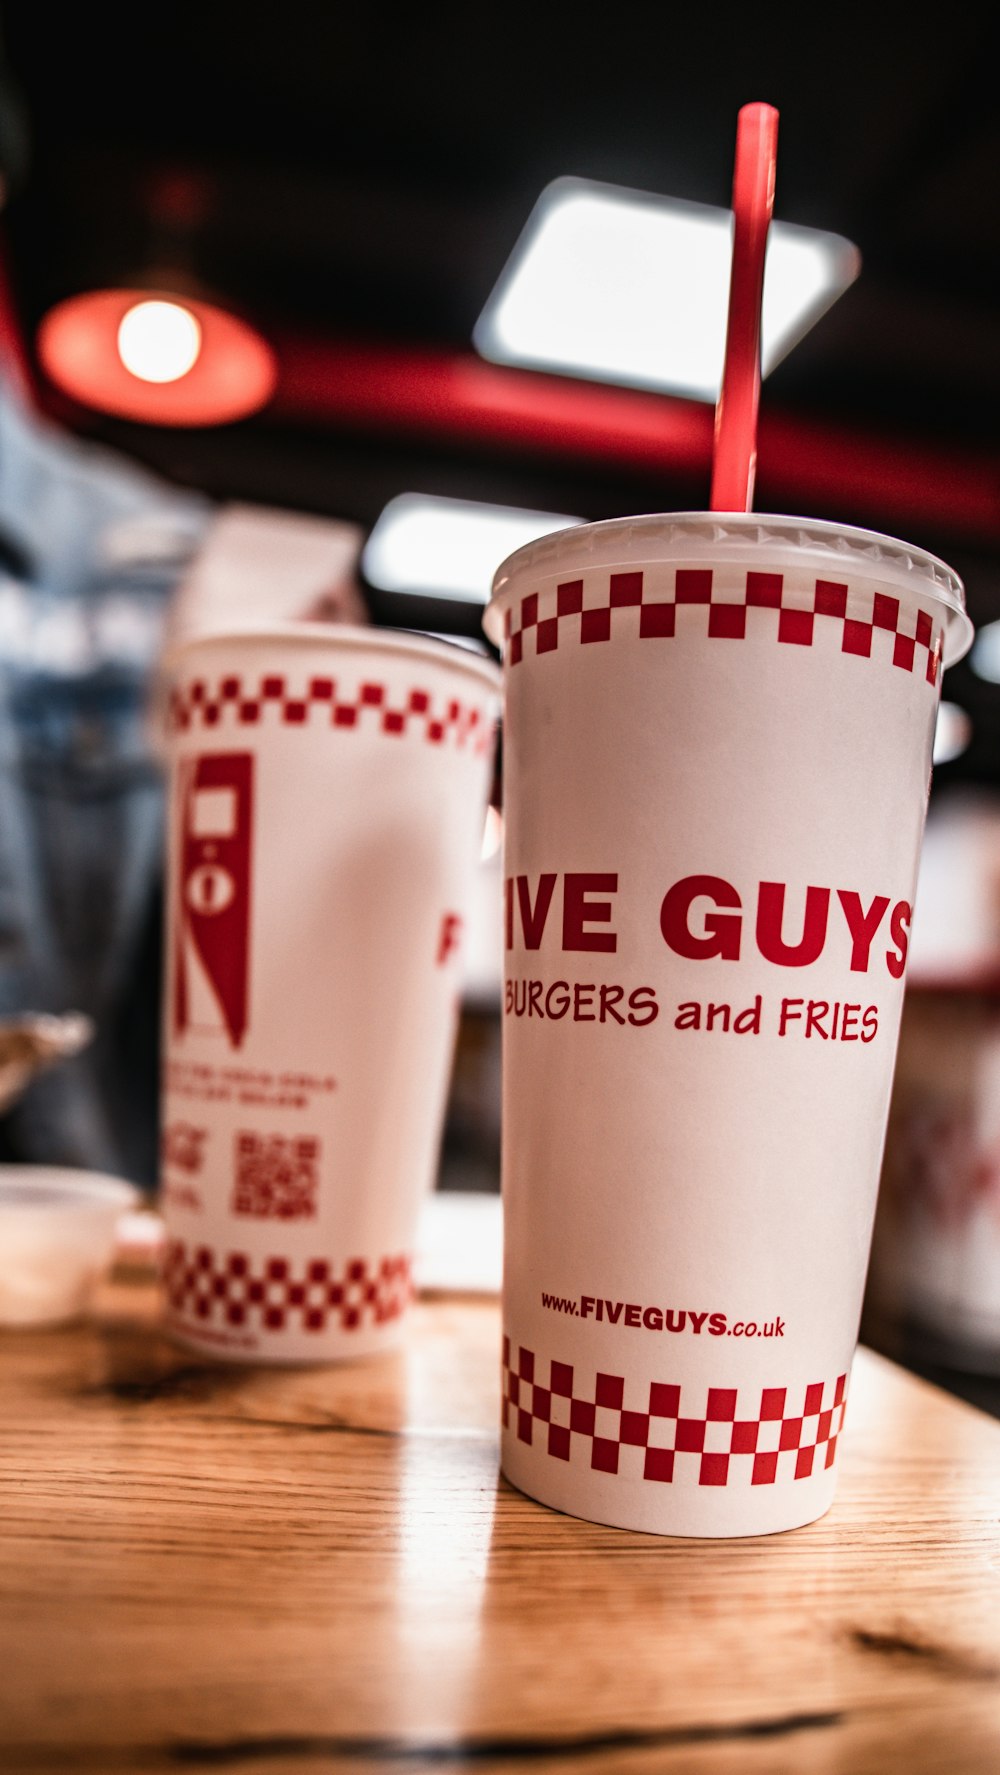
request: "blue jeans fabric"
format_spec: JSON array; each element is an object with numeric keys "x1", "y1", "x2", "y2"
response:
[{"x1": 0, "y1": 381, "x2": 209, "y2": 1182}]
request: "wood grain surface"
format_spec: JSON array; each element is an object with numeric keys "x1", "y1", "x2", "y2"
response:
[{"x1": 1, "y1": 1280, "x2": 999, "y2": 1774}]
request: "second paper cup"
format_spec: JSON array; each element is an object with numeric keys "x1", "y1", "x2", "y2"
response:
[{"x1": 160, "y1": 625, "x2": 499, "y2": 1362}]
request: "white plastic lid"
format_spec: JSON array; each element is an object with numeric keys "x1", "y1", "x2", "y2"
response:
[
  {"x1": 165, "y1": 621, "x2": 502, "y2": 696},
  {"x1": 485, "y1": 512, "x2": 972, "y2": 666}
]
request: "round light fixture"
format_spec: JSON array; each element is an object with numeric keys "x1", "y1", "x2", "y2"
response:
[
  {"x1": 933, "y1": 701, "x2": 972, "y2": 766},
  {"x1": 37, "y1": 288, "x2": 277, "y2": 426},
  {"x1": 971, "y1": 618, "x2": 1000, "y2": 684},
  {"x1": 117, "y1": 299, "x2": 202, "y2": 383}
]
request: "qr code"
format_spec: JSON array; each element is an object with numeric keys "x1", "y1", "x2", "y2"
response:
[{"x1": 231, "y1": 1133, "x2": 320, "y2": 1219}]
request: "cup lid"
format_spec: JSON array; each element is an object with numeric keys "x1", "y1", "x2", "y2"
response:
[
  {"x1": 484, "y1": 512, "x2": 972, "y2": 666},
  {"x1": 164, "y1": 622, "x2": 502, "y2": 695}
]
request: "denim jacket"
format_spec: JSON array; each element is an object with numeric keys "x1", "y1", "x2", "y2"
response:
[{"x1": 0, "y1": 381, "x2": 209, "y2": 1181}]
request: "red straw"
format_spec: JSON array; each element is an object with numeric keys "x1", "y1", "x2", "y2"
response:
[{"x1": 710, "y1": 102, "x2": 779, "y2": 512}]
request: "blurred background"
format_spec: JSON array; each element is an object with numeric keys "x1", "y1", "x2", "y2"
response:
[
  {"x1": 5, "y1": 12, "x2": 1000, "y2": 615},
  {"x1": 1, "y1": 9, "x2": 1000, "y2": 1391}
]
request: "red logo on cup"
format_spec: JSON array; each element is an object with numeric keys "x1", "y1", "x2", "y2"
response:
[
  {"x1": 437, "y1": 911, "x2": 463, "y2": 966},
  {"x1": 172, "y1": 753, "x2": 254, "y2": 1048}
]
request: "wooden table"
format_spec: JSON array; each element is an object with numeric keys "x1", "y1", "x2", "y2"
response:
[{"x1": 2, "y1": 1281, "x2": 1000, "y2": 1774}]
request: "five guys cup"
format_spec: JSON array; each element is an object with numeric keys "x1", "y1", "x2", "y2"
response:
[
  {"x1": 485, "y1": 513, "x2": 971, "y2": 1536},
  {"x1": 160, "y1": 625, "x2": 499, "y2": 1362}
]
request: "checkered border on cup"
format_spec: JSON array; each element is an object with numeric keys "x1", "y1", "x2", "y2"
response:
[
  {"x1": 502, "y1": 1338, "x2": 848, "y2": 1488},
  {"x1": 163, "y1": 1241, "x2": 415, "y2": 1332},
  {"x1": 167, "y1": 675, "x2": 494, "y2": 752},
  {"x1": 503, "y1": 567, "x2": 943, "y2": 687}
]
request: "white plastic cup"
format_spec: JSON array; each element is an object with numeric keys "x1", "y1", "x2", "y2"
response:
[
  {"x1": 484, "y1": 513, "x2": 971, "y2": 1536},
  {"x1": 160, "y1": 625, "x2": 499, "y2": 1363},
  {"x1": 0, "y1": 1168, "x2": 139, "y2": 1327}
]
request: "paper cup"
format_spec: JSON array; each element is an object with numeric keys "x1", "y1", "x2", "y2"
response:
[
  {"x1": 484, "y1": 513, "x2": 971, "y2": 1536},
  {"x1": 160, "y1": 625, "x2": 499, "y2": 1362}
]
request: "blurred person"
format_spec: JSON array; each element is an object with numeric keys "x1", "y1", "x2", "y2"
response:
[
  {"x1": 0, "y1": 375, "x2": 374, "y2": 1184},
  {"x1": 0, "y1": 370, "x2": 210, "y2": 1181}
]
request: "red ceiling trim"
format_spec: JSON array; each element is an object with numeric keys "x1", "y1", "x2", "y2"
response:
[{"x1": 272, "y1": 337, "x2": 1000, "y2": 548}]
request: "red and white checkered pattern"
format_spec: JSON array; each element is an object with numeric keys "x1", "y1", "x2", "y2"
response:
[
  {"x1": 163, "y1": 1240, "x2": 414, "y2": 1332},
  {"x1": 502, "y1": 1338, "x2": 848, "y2": 1487},
  {"x1": 167, "y1": 675, "x2": 493, "y2": 752},
  {"x1": 503, "y1": 568, "x2": 943, "y2": 687}
]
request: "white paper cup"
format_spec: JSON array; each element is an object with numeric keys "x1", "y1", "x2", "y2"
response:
[
  {"x1": 160, "y1": 625, "x2": 499, "y2": 1362},
  {"x1": 484, "y1": 513, "x2": 971, "y2": 1536}
]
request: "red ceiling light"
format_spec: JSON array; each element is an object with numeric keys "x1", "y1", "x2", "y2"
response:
[
  {"x1": 37, "y1": 288, "x2": 277, "y2": 426},
  {"x1": 117, "y1": 298, "x2": 202, "y2": 382}
]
